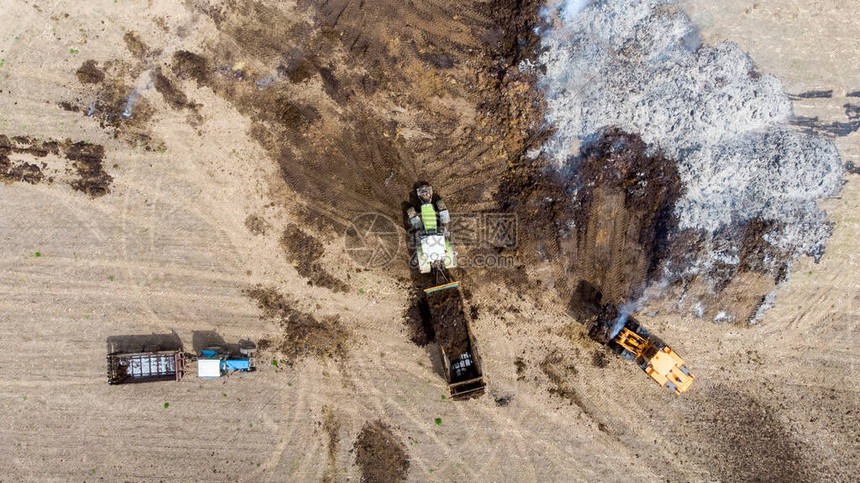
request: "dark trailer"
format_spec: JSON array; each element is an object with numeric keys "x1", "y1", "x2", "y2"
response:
[
  {"x1": 424, "y1": 281, "x2": 485, "y2": 399},
  {"x1": 107, "y1": 351, "x2": 185, "y2": 385}
]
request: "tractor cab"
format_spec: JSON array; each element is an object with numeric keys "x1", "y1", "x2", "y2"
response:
[
  {"x1": 407, "y1": 184, "x2": 456, "y2": 274},
  {"x1": 196, "y1": 346, "x2": 256, "y2": 379}
]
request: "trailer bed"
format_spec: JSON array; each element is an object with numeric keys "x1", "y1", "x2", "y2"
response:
[
  {"x1": 425, "y1": 283, "x2": 470, "y2": 358},
  {"x1": 107, "y1": 351, "x2": 185, "y2": 384},
  {"x1": 424, "y1": 281, "x2": 485, "y2": 399}
]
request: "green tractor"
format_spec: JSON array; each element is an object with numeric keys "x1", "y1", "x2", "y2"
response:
[{"x1": 406, "y1": 184, "x2": 457, "y2": 274}]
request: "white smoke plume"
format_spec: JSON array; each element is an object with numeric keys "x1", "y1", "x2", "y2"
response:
[
  {"x1": 608, "y1": 311, "x2": 629, "y2": 340},
  {"x1": 122, "y1": 70, "x2": 157, "y2": 119},
  {"x1": 557, "y1": 0, "x2": 590, "y2": 23}
]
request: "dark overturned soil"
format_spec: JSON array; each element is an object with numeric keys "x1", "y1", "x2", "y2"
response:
[
  {"x1": 172, "y1": 0, "x2": 545, "y2": 227},
  {"x1": 247, "y1": 286, "x2": 350, "y2": 363},
  {"x1": 244, "y1": 214, "x2": 270, "y2": 235},
  {"x1": 500, "y1": 125, "x2": 790, "y2": 325},
  {"x1": 354, "y1": 420, "x2": 410, "y2": 483},
  {"x1": 403, "y1": 294, "x2": 433, "y2": 346},
  {"x1": 515, "y1": 357, "x2": 527, "y2": 380},
  {"x1": 571, "y1": 129, "x2": 683, "y2": 299},
  {"x1": 1, "y1": 135, "x2": 49, "y2": 184},
  {"x1": 425, "y1": 288, "x2": 470, "y2": 358},
  {"x1": 0, "y1": 157, "x2": 43, "y2": 184},
  {"x1": 658, "y1": 216, "x2": 791, "y2": 322},
  {"x1": 539, "y1": 351, "x2": 590, "y2": 414},
  {"x1": 60, "y1": 0, "x2": 546, "y2": 303},
  {"x1": 0, "y1": 134, "x2": 111, "y2": 196},
  {"x1": 590, "y1": 349, "x2": 610, "y2": 368},
  {"x1": 499, "y1": 128, "x2": 683, "y2": 317},
  {"x1": 122, "y1": 31, "x2": 149, "y2": 59},
  {"x1": 687, "y1": 386, "x2": 811, "y2": 482},
  {"x1": 280, "y1": 224, "x2": 349, "y2": 293},
  {"x1": 153, "y1": 67, "x2": 192, "y2": 110},
  {"x1": 65, "y1": 141, "x2": 112, "y2": 197},
  {"x1": 75, "y1": 59, "x2": 105, "y2": 84},
  {"x1": 68, "y1": 48, "x2": 161, "y2": 150},
  {"x1": 171, "y1": 50, "x2": 210, "y2": 87}
]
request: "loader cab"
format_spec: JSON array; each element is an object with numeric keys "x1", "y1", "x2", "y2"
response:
[
  {"x1": 417, "y1": 184, "x2": 433, "y2": 203},
  {"x1": 612, "y1": 325, "x2": 694, "y2": 394},
  {"x1": 644, "y1": 347, "x2": 694, "y2": 394}
]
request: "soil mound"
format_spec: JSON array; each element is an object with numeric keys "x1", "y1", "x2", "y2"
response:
[
  {"x1": 75, "y1": 59, "x2": 105, "y2": 84},
  {"x1": 501, "y1": 128, "x2": 682, "y2": 315},
  {"x1": 354, "y1": 421, "x2": 410, "y2": 483},
  {"x1": 403, "y1": 295, "x2": 433, "y2": 346},
  {"x1": 65, "y1": 141, "x2": 112, "y2": 197},
  {"x1": 172, "y1": 0, "x2": 547, "y2": 231},
  {"x1": 567, "y1": 128, "x2": 682, "y2": 305}
]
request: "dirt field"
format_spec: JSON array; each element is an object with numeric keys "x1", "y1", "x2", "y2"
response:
[{"x1": 0, "y1": 0, "x2": 857, "y2": 481}]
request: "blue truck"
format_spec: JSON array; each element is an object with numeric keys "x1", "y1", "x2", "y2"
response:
[{"x1": 196, "y1": 347, "x2": 256, "y2": 379}]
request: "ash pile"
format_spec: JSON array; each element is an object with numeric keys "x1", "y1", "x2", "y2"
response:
[{"x1": 533, "y1": 0, "x2": 844, "y2": 322}]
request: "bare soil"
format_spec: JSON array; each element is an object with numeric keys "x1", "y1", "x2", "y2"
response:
[
  {"x1": 685, "y1": 385, "x2": 810, "y2": 482},
  {"x1": 539, "y1": 351, "x2": 589, "y2": 413},
  {"x1": 322, "y1": 405, "x2": 341, "y2": 483}
]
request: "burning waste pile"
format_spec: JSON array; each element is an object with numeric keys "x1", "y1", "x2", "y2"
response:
[{"x1": 531, "y1": 0, "x2": 844, "y2": 323}]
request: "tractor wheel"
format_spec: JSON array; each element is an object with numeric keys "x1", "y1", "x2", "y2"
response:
[{"x1": 407, "y1": 207, "x2": 421, "y2": 230}]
